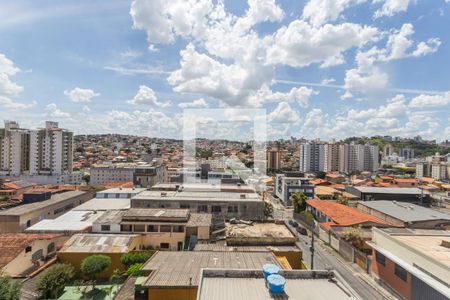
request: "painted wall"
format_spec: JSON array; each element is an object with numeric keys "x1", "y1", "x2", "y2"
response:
[{"x1": 148, "y1": 287, "x2": 197, "y2": 300}]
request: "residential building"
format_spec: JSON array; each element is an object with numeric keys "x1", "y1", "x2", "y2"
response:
[
  {"x1": 324, "y1": 143, "x2": 340, "y2": 172},
  {"x1": 383, "y1": 144, "x2": 394, "y2": 158},
  {"x1": 196, "y1": 269, "x2": 360, "y2": 300},
  {"x1": 92, "y1": 208, "x2": 212, "y2": 251},
  {"x1": 0, "y1": 190, "x2": 92, "y2": 232},
  {"x1": 356, "y1": 201, "x2": 450, "y2": 229},
  {"x1": 0, "y1": 121, "x2": 30, "y2": 176},
  {"x1": 368, "y1": 228, "x2": 450, "y2": 300},
  {"x1": 131, "y1": 184, "x2": 265, "y2": 220},
  {"x1": 95, "y1": 187, "x2": 147, "y2": 199},
  {"x1": 134, "y1": 165, "x2": 166, "y2": 188},
  {"x1": 29, "y1": 121, "x2": 73, "y2": 176},
  {"x1": 275, "y1": 172, "x2": 314, "y2": 206},
  {"x1": 140, "y1": 251, "x2": 283, "y2": 300},
  {"x1": 90, "y1": 164, "x2": 134, "y2": 186},
  {"x1": 339, "y1": 143, "x2": 379, "y2": 173},
  {"x1": 345, "y1": 186, "x2": 428, "y2": 203},
  {"x1": 299, "y1": 142, "x2": 324, "y2": 173},
  {"x1": 267, "y1": 144, "x2": 282, "y2": 170},
  {"x1": 0, "y1": 233, "x2": 66, "y2": 277},
  {"x1": 399, "y1": 147, "x2": 415, "y2": 160}
]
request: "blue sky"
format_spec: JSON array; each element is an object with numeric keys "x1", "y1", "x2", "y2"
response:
[{"x1": 0, "y1": 0, "x2": 449, "y2": 141}]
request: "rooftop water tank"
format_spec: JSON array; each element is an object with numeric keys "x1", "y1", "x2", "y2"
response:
[
  {"x1": 262, "y1": 264, "x2": 280, "y2": 279},
  {"x1": 267, "y1": 274, "x2": 286, "y2": 294}
]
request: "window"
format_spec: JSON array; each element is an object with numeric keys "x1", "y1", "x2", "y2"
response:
[
  {"x1": 160, "y1": 243, "x2": 170, "y2": 249},
  {"x1": 25, "y1": 246, "x2": 32, "y2": 253},
  {"x1": 148, "y1": 225, "x2": 158, "y2": 232},
  {"x1": 173, "y1": 225, "x2": 184, "y2": 233},
  {"x1": 47, "y1": 242, "x2": 55, "y2": 253},
  {"x1": 101, "y1": 225, "x2": 111, "y2": 231},
  {"x1": 197, "y1": 205, "x2": 208, "y2": 212},
  {"x1": 160, "y1": 225, "x2": 172, "y2": 232},
  {"x1": 375, "y1": 251, "x2": 385, "y2": 266},
  {"x1": 121, "y1": 224, "x2": 132, "y2": 232},
  {"x1": 134, "y1": 224, "x2": 146, "y2": 232},
  {"x1": 180, "y1": 204, "x2": 190, "y2": 209},
  {"x1": 394, "y1": 264, "x2": 407, "y2": 281},
  {"x1": 227, "y1": 205, "x2": 238, "y2": 213},
  {"x1": 211, "y1": 206, "x2": 222, "y2": 213}
]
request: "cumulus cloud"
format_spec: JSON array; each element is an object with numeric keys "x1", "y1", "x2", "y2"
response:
[
  {"x1": 178, "y1": 98, "x2": 209, "y2": 108},
  {"x1": 409, "y1": 92, "x2": 450, "y2": 108},
  {"x1": 0, "y1": 53, "x2": 36, "y2": 109},
  {"x1": 127, "y1": 85, "x2": 170, "y2": 107},
  {"x1": 64, "y1": 87, "x2": 100, "y2": 102},
  {"x1": 46, "y1": 103, "x2": 70, "y2": 118},
  {"x1": 268, "y1": 102, "x2": 299, "y2": 123},
  {"x1": 266, "y1": 21, "x2": 378, "y2": 68},
  {"x1": 302, "y1": 0, "x2": 366, "y2": 27},
  {"x1": 373, "y1": 0, "x2": 411, "y2": 19}
]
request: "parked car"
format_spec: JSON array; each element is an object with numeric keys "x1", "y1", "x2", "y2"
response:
[
  {"x1": 296, "y1": 226, "x2": 307, "y2": 235},
  {"x1": 291, "y1": 220, "x2": 298, "y2": 227}
]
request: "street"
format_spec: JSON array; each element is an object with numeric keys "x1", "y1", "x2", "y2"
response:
[{"x1": 267, "y1": 194, "x2": 398, "y2": 300}]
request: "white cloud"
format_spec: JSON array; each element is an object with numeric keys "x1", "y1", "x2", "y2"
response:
[
  {"x1": 321, "y1": 78, "x2": 335, "y2": 85},
  {"x1": 267, "y1": 21, "x2": 379, "y2": 68},
  {"x1": 82, "y1": 105, "x2": 91, "y2": 113},
  {"x1": 0, "y1": 96, "x2": 36, "y2": 109},
  {"x1": 373, "y1": 0, "x2": 411, "y2": 19},
  {"x1": 340, "y1": 90, "x2": 353, "y2": 100},
  {"x1": 302, "y1": 0, "x2": 366, "y2": 27},
  {"x1": 64, "y1": 87, "x2": 100, "y2": 102},
  {"x1": 46, "y1": 103, "x2": 70, "y2": 118},
  {"x1": 178, "y1": 98, "x2": 209, "y2": 108},
  {"x1": 268, "y1": 102, "x2": 299, "y2": 123},
  {"x1": 120, "y1": 49, "x2": 142, "y2": 59},
  {"x1": 236, "y1": 0, "x2": 284, "y2": 31},
  {"x1": 409, "y1": 92, "x2": 450, "y2": 108},
  {"x1": 253, "y1": 85, "x2": 319, "y2": 107},
  {"x1": 127, "y1": 85, "x2": 170, "y2": 107},
  {"x1": 304, "y1": 108, "x2": 325, "y2": 128}
]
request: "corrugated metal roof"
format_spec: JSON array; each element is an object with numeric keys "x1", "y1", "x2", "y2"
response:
[
  {"x1": 59, "y1": 233, "x2": 138, "y2": 253},
  {"x1": 193, "y1": 244, "x2": 300, "y2": 252},
  {"x1": 358, "y1": 201, "x2": 450, "y2": 222},
  {"x1": 142, "y1": 251, "x2": 279, "y2": 287},
  {"x1": 72, "y1": 198, "x2": 130, "y2": 211},
  {"x1": 197, "y1": 269, "x2": 360, "y2": 300},
  {"x1": 186, "y1": 213, "x2": 212, "y2": 227},
  {"x1": 353, "y1": 186, "x2": 422, "y2": 194}
]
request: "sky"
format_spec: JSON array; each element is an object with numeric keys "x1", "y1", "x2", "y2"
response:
[{"x1": 0, "y1": 0, "x2": 449, "y2": 141}]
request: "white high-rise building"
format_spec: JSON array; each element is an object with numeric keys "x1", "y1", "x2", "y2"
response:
[
  {"x1": 0, "y1": 121, "x2": 30, "y2": 176},
  {"x1": 29, "y1": 121, "x2": 73, "y2": 176},
  {"x1": 338, "y1": 143, "x2": 379, "y2": 173}
]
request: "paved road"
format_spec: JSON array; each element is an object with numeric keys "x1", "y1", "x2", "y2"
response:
[{"x1": 268, "y1": 193, "x2": 395, "y2": 300}]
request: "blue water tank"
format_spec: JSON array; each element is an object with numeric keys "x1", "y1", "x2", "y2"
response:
[
  {"x1": 267, "y1": 274, "x2": 286, "y2": 294},
  {"x1": 262, "y1": 264, "x2": 280, "y2": 279}
]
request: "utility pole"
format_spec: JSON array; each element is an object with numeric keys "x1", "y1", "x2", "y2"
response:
[{"x1": 310, "y1": 229, "x2": 315, "y2": 269}]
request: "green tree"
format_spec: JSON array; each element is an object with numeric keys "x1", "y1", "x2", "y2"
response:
[
  {"x1": 263, "y1": 201, "x2": 273, "y2": 218},
  {"x1": 126, "y1": 263, "x2": 144, "y2": 277},
  {"x1": 0, "y1": 272, "x2": 21, "y2": 300},
  {"x1": 120, "y1": 251, "x2": 152, "y2": 268},
  {"x1": 81, "y1": 255, "x2": 111, "y2": 289},
  {"x1": 36, "y1": 263, "x2": 75, "y2": 299},
  {"x1": 316, "y1": 171, "x2": 326, "y2": 179},
  {"x1": 292, "y1": 192, "x2": 307, "y2": 213},
  {"x1": 82, "y1": 174, "x2": 90, "y2": 184}
]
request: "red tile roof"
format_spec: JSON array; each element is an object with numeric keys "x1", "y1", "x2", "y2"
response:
[
  {"x1": 307, "y1": 199, "x2": 386, "y2": 228},
  {"x1": 0, "y1": 233, "x2": 62, "y2": 268},
  {"x1": 393, "y1": 178, "x2": 417, "y2": 183}
]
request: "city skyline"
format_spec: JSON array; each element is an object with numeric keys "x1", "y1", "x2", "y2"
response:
[{"x1": 1, "y1": 1, "x2": 450, "y2": 141}]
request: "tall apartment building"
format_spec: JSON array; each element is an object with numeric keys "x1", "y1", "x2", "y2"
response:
[
  {"x1": 339, "y1": 143, "x2": 378, "y2": 173},
  {"x1": 0, "y1": 121, "x2": 30, "y2": 176},
  {"x1": 29, "y1": 121, "x2": 73, "y2": 176},
  {"x1": 299, "y1": 142, "x2": 324, "y2": 173},
  {"x1": 399, "y1": 147, "x2": 414, "y2": 160},
  {"x1": 324, "y1": 143, "x2": 340, "y2": 172},
  {"x1": 266, "y1": 145, "x2": 282, "y2": 170}
]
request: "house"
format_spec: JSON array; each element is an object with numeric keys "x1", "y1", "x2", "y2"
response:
[
  {"x1": 306, "y1": 199, "x2": 387, "y2": 230},
  {"x1": 141, "y1": 251, "x2": 282, "y2": 300},
  {"x1": 57, "y1": 233, "x2": 142, "y2": 278},
  {"x1": 92, "y1": 208, "x2": 212, "y2": 251},
  {"x1": 393, "y1": 178, "x2": 417, "y2": 187},
  {"x1": 196, "y1": 269, "x2": 360, "y2": 300},
  {"x1": 356, "y1": 201, "x2": 450, "y2": 229},
  {"x1": 0, "y1": 233, "x2": 66, "y2": 277},
  {"x1": 368, "y1": 228, "x2": 450, "y2": 300},
  {"x1": 275, "y1": 172, "x2": 314, "y2": 206}
]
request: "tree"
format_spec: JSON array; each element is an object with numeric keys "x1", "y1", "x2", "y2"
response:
[
  {"x1": 316, "y1": 171, "x2": 326, "y2": 179},
  {"x1": 82, "y1": 174, "x2": 90, "y2": 184},
  {"x1": 292, "y1": 192, "x2": 307, "y2": 213},
  {"x1": 126, "y1": 263, "x2": 144, "y2": 277},
  {"x1": 120, "y1": 252, "x2": 152, "y2": 268},
  {"x1": 263, "y1": 201, "x2": 273, "y2": 218},
  {"x1": 0, "y1": 272, "x2": 20, "y2": 300},
  {"x1": 81, "y1": 255, "x2": 111, "y2": 289},
  {"x1": 37, "y1": 263, "x2": 75, "y2": 299}
]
